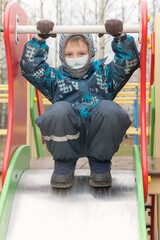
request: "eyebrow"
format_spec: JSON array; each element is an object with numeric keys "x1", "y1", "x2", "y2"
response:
[{"x1": 65, "y1": 50, "x2": 88, "y2": 54}]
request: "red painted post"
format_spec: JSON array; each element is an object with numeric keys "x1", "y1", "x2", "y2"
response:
[
  {"x1": 2, "y1": 2, "x2": 28, "y2": 185},
  {"x1": 148, "y1": 32, "x2": 155, "y2": 143},
  {"x1": 35, "y1": 89, "x2": 45, "y2": 144},
  {"x1": 35, "y1": 89, "x2": 45, "y2": 119}
]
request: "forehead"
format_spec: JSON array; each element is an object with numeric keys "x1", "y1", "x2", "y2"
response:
[{"x1": 65, "y1": 39, "x2": 88, "y2": 50}]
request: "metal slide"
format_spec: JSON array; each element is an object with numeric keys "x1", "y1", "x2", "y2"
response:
[{"x1": 6, "y1": 169, "x2": 140, "y2": 240}]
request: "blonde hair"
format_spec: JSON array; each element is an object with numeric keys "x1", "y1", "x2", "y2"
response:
[{"x1": 66, "y1": 35, "x2": 89, "y2": 47}]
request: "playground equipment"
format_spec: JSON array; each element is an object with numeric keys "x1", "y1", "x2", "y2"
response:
[
  {"x1": 0, "y1": 0, "x2": 158, "y2": 239},
  {"x1": 147, "y1": 13, "x2": 160, "y2": 239},
  {"x1": 0, "y1": 84, "x2": 8, "y2": 136},
  {"x1": 16, "y1": 24, "x2": 140, "y2": 34}
]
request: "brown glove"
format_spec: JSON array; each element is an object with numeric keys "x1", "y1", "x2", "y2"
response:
[
  {"x1": 37, "y1": 20, "x2": 56, "y2": 39},
  {"x1": 99, "y1": 19, "x2": 123, "y2": 38}
]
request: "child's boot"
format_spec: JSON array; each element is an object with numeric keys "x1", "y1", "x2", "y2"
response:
[
  {"x1": 51, "y1": 160, "x2": 77, "y2": 188},
  {"x1": 88, "y1": 158, "x2": 112, "y2": 187}
]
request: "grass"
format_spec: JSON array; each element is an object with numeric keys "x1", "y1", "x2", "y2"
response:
[
  {"x1": 0, "y1": 137, "x2": 6, "y2": 152},
  {"x1": 114, "y1": 136, "x2": 134, "y2": 157},
  {"x1": 0, "y1": 137, "x2": 6, "y2": 162}
]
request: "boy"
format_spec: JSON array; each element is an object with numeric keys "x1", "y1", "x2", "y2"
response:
[{"x1": 20, "y1": 19, "x2": 139, "y2": 188}]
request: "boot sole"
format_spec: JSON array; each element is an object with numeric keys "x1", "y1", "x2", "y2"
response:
[
  {"x1": 51, "y1": 181, "x2": 73, "y2": 189},
  {"x1": 89, "y1": 180, "x2": 112, "y2": 188},
  {"x1": 50, "y1": 170, "x2": 75, "y2": 189}
]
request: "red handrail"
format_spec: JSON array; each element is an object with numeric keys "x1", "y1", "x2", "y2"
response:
[
  {"x1": 148, "y1": 32, "x2": 155, "y2": 142},
  {"x1": 149, "y1": 32, "x2": 155, "y2": 90},
  {"x1": 140, "y1": 0, "x2": 148, "y2": 202}
]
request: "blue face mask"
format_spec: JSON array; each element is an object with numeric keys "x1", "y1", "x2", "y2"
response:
[{"x1": 65, "y1": 54, "x2": 89, "y2": 70}]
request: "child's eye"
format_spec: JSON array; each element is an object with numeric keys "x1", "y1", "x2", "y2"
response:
[{"x1": 66, "y1": 53, "x2": 72, "y2": 57}]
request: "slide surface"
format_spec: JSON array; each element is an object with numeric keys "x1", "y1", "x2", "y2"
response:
[{"x1": 6, "y1": 169, "x2": 140, "y2": 240}]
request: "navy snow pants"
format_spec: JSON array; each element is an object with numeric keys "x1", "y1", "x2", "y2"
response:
[{"x1": 35, "y1": 100, "x2": 131, "y2": 162}]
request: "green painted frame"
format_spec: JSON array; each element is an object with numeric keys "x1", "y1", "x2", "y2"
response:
[
  {"x1": 30, "y1": 85, "x2": 44, "y2": 157},
  {"x1": 149, "y1": 85, "x2": 155, "y2": 156},
  {"x1": 134, "y1": 145, "x2": 147, "y2": 240},
  {"x1": 0, "y1": 145, "x2": 30, "y2": 240}
]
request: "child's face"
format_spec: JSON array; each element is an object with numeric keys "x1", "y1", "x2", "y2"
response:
[{"x1": 65, "y1": 40, "x2": 89, "y2": 59}]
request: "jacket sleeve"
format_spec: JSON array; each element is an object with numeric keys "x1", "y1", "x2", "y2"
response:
[
  {"x1": 20, "y1": 37, "x2": 57, "y2": 102},
  {"x1": 104, "y1": 34, "x2": 139, "y2": 100}
]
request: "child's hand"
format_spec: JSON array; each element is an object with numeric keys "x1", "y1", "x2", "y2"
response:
[
  {"x1": 36, "y1": 20, "x2": 56, "y2": 40},
  {"x1": 99, "y1": 19, "x2": 123, "y2": 38},
  {"x1": 105, "y1": 19, "x2": 123, "y2": 37}
]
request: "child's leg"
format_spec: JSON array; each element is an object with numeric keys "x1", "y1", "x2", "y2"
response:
[
  {"x1": 35, "y1": 101, "x2": 81, "y2": 188},
  {"x1": 87, "y1": 100, "x2": 131, "y2": 187}
]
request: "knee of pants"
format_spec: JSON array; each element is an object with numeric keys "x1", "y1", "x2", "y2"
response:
[
  {"x1": 99, "y1": 100, "x2": 121, "y2": 118},
  {"x1": 48, "y1": 101, "x2": 73, "y2": 121},
  {"x1": 99, "y1": 100, "x2": 131, "y2": 126}
]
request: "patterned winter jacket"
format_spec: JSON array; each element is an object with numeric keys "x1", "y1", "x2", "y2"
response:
[{"x1": 20, "y1": 34, "x2": 139, "y2": 117}]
